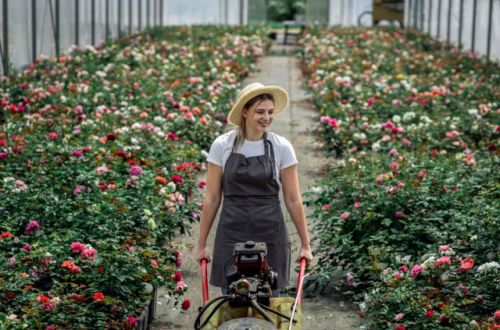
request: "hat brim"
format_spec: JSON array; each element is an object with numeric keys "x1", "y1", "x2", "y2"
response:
[{"x1": 228, "y1": 86, "x2": 289, "y2": 126}]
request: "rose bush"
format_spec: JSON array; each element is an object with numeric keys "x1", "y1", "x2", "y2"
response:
[
  {"x1": 301, "y1": 26, "x2": 499, "y2": 328},
  {"x1": 0, "y1": 25, "x2": 269, "y2": 328},
  {"x1": 362, "y1": 246, "x2": 499, "y2": 329}
]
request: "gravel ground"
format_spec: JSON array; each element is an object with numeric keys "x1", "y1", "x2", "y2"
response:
[{"x1": 150, "y1": 42, "x2": 362, "y2": 330}]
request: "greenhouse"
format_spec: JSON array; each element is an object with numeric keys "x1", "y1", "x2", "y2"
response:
[{"x1": 0, "y1": 0, "x2": 498, "y2": 329}]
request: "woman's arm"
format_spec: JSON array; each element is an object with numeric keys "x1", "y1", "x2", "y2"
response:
[
  {"x1": 195, "y1": 162, "x2": 223, "y2": 262},
  {"x1": 280, "y1": 165, "x2": 313, "y2": 263}
]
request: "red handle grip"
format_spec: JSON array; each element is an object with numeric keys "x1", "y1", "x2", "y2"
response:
[
  {"x1": 201, "y1": 259, "x2": 209, "y2": 304},
  {"x1": 296, "y1": 258, "x2": 307, "y2": 305}
]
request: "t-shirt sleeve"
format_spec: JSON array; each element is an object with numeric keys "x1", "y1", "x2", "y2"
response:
[
  {"x1": 207, "y1": 138, "x2": 223, "y2": 167},
  {"x1": 280, "y1": 138, "x2": 298, "y2": 169}
]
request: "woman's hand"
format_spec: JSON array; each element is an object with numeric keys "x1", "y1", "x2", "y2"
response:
[
  {"x1": 297, "y1": 246, "x2": 313, "y2": 264},
  {"x1": 195, "y1": 245, "x2": 211, "y2": 263}
]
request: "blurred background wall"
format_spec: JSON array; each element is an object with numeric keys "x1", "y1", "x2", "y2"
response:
[{"x1": 0, "y1": 0, "x2": 498, "y2": 75}]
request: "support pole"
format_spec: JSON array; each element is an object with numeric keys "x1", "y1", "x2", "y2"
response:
[
  {"x1": 91, "y1": 0, "x2": 95, "y2": 45},
  {"x1": 471, "y1": 0, "x2": 477, "y2": 51},
  {"x1": 239, "y1": 0, "x2": 244, "y2": 25},
  {"x1": 458, "y1": 0, "x2": 463, "y2": 48},
  {"x1": 160, "y1": 0, "x2": 163, "y2": 26},
  {"x1": 129, "y1": 0, "x2": 132, "y2": 35},
  {"x1": 427, "y1": 0, "x2": 432, "y2": 34},
  {"x1": 446, "y1": 0, "x2": 452, "y2": 43},
  {"x1": 75, "y1": 0, "x2": 79, "y2": 45},
  {"x1": 138, "y1": 0, "x2": 142, "y2": 31},
  {"x1": 118, "y1": 0, "x2": 122, "y2": 38},
  {"x1": 32, "y1": 0, "x2": 37, "y2": 62},
  {"x1": 55, "y1": 0, "x2": 60, "y2": 57},
  {"x1": 486, "y1": 0, "x2": 493, "y2": 59},
  {"x1": 420, "y1": 0, "x2": 424, "y2": 30},
  {"x1": 2, "y1": 0, "x2": 9, "y2": 74},
  {"x1": 105, "y1": 0, "x2": 109, "y2": 41},
  {"x1": 437, "y1": 0, "x2": 442, "y2": 38}
]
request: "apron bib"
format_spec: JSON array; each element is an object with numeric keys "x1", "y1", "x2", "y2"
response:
[{"x1": 210, "y1": 133, "x2": 291, "y2": 289}]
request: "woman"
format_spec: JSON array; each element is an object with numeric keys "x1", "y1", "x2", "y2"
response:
[{"x1": 195, "y1": 82, "x2": 313, "y2": 292}]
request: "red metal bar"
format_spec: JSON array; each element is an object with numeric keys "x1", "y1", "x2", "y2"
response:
[
  {"x1": 296, "y1": 258, "x2": 307, "y2": 305},
  {"x1": 201, "y1": 259, "x2": 209, "y2": 304}
]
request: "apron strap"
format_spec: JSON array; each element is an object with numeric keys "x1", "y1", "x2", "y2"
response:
[{"x1": 263, "y1": 133, "x2": 277, "y2": 181}]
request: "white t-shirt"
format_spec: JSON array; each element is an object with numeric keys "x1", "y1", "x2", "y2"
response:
[{"x1": 207, "y1": 130, "x2": 298, "y2": 182}]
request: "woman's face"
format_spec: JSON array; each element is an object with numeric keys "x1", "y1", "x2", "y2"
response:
[{"x1": 242, "y1": 99, "x2": 275, "y2": 134}]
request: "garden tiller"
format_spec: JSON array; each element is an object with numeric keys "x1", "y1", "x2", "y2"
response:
[{"x1": 194, "y1": 241, "x2": 308, "y2": 330}]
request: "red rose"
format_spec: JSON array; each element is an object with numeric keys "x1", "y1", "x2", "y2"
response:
[
  {"x1": 92, "y1": 292, "x2": 105, "y2": 302},
  {"x1": 170, "y1": 175, "x2": 184, "y2": 184},
  {"x1": 395, "y1": 324, "x2": 406, "y2": 330},
  {"x1": 181, "y1": 299, "x2": 191, "y2": 311},
  {"x1": 172, "y1": 271, "x2": 182, "y2": 282},
  {"x1": 425, "y1": 309, "x2": 434, "y2": 318}
]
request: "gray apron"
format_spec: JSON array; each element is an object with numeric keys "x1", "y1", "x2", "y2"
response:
[{"x1": 210, "y1": 133, "x2": 291, "y2": 289}]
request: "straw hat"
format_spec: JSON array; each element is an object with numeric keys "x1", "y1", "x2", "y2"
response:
[{"x1": 228, "y1": 82, "x2": 289, "y2": 126}]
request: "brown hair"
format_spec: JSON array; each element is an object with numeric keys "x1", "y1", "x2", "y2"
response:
[{"x1": 233, "y1": 93, "x2": 275, "y2": 151}]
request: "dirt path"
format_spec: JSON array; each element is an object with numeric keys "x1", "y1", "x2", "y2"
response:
[{"x1": 150, "y1": 43, "x2": 361, "y2": 330}]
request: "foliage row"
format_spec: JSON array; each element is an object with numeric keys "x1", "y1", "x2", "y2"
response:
[
  {"x1": 301, "y1": 27, "x2": 499, "y2": 329},
  {"x1": 0, "y1": 26, "x2": 269, "y2": 329}
]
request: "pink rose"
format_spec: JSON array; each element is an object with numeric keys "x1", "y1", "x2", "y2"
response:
[
  {"x1": 127, "y1": 316, "x2": 137, "y2": 326},
  {"x1": 82, "y1": 247, "x2": 97, "y2": 259},
  {"x1": 435, "y1": 256, "x2": 451, "y2": 267},
  {"x1": 129, "y1": 166, "x2": 142, "y2": 176},
  {"x1": 460, "y1": 258, "x2": 474, "y2": 271},
  {"x1": 48, "y1": 132, "x2": 58, "y2": 140},
  {"x1": 410, "y1": 264, "x2": 423, "y2": 278},
  {"x1": 25, "y1": 220, "x2": 40, "y2": 234},
  {"x1": 339, "y1": 212, "x2": 350, "y2": 220},
  {"x1": 394, "y1": 313, "x2": 404, "y2": 321},
  {"x1": 70, "y1": 242, "x2": 86, "y2": 254},
  {"x1": 439, "y1": 245, "x2": 449, "y2": 252}
]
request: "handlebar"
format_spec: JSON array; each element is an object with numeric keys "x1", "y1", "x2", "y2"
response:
[
  {"x1": 296, "y1": 257, "x2": 307, "y2": 305},
  {"x1": 201, "y1": 258, "x2": 209, "y2": 304}
]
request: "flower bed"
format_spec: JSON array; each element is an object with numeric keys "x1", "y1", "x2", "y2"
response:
[
  {"x1": 300, "y1": 27, "x2": 499, "y2": 328},
  {"x1": 0, "y1": 26, "x2": 269, "y2": 329}
]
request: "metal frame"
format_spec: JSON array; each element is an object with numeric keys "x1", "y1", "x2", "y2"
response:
[
  {"x1": 105, "y1": 0, "x2": 110, "y2": 41},
  {"x1": 118, "y1": 0, "x2": 122, "y2": 38},
  {"x1": 2, "y1": 0, "x2": 9, "y2": 74},
  {"x1": 75, "y1": 0, "x2": 80, "y2": 45},
  {"x1": 32, "y1": 0, "x2": 37, "y2": 62},
  {"x1": 129, "y1": 0, "x2": 132, "y2": 35},
  {"x1": 420, "y1": 0, "x2": 424, "y2": 30},
  {"x1": 239, "y1": 0, "x2": 244, "y2": 25},
  {"x1": 471, "y1": 0, "x2": 477, "y2": 51},
  {"x1": 413, "y1": 0, "x2": 418, "y2": 28},
  {"x1": 146, "y1": 0, "x2": 150, "y2": 28},
  {"x1": 458, "y1": 0, "x2": 463, "y2": 48},
  {"x1": 437, "y1": 0, "x2": 442, "y2": 38},
  {"x1": 446, "y1": 0, "x2": 452, "y2": 43},
  {"x1": 486, "y1": 0, "x2": 493, "y2": 59},
  {"x1": 91, "y1": 0, "x2": 96, "y2": 45},
  {"x1": 160, "y1": 0, "x2": 164, "y2": 26},
  {"x1": 427, "y1": 0, "x2": 432, "y2": 34},
  {"x1": 138, "y1": 0, "x2": 142, "y2": 30}
]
